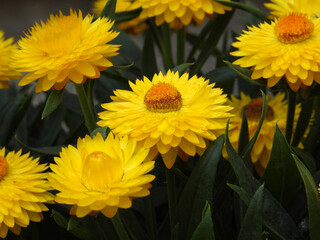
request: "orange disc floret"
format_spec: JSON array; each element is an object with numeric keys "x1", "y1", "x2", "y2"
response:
[
  {"x1": 243, "y1": 98, "x2": 274, "y2": 121},
  {"x1": 0, "y1": 156, "x2": 8, "y2": 180}
]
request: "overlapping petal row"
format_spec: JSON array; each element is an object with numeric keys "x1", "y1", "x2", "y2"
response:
[
  {"x1": 265, "y1": 0, "x2": 320, "y2": 18},
  {"x1": 93, "y1": 0, "x2": 146, "y2": 34},
  {"x1": 133, "y1": 0, "x2": 231, "y2": 28},
  {"x1": 12, "y1": 9, "x2": 120, "y2": 93},
  {"x1": 0, "y1": 148, "x2": 53, "y2": 238},
  {"x1": 98, "y1": 70, "x2": 233, "y2": 169},
  {"x1": 0, "y1": 30, "x2": 22, "y2": 89},
  {"x1": 48, "y1": 133, "x2": 155, "y2": 218},
  {"x1": 231, "y1": 14, "x2": 320, "y2": 91},
  {"x1": 225, "y1": 92, "x2": 301, "y2": 175}
]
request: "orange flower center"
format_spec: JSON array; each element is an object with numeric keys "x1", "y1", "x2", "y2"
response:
[
  {"x1": 0, "y1": 156, "x2": 8, "y2": 181},
  {"x1": 144, "y1": 82, "x2": 182, "y2": 113},
  {"x1": 243, "y1": 98, "x2": 274, "y2": 121},
  {"x1": 81, "y1": 151, "x2": 122, "y2": 190},
  {"x1": 275, "y1": 13, "x2": 314, "y2": 44}
]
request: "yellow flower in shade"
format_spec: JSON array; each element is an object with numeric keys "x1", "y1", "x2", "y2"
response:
[
  {"x1": 225, "y1": 92, "x2": 301, "y2": 176},
  {"x1": 48, "y1": 133, "x2": 155, "y2": 218},
  {"x1": 265, "y1": 0, "x2": 320, "y2": 18},
  {"x1": 132, "y1": 0, "x2": 231, "y2": 28},
  {"x1": 231, "y1": 13, "x2": 320, "y2": 92},
  {"x1": 92, "y1": 0, "x2": 147, "y2": 34},
  {"x1": 12, "y1": 10, "x2": 120, "y2": 93},
  {"x1": 0, "y1": 148, "x2": 53, "y2": 238},
  {"x1": 0, "y1": 31, "x2": 21, "y2": 89},
  {"x1": 98, "y1": 70, "x2": 233, "y2": 169}
]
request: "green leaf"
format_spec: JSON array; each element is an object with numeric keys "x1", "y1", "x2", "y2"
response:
[
  {"x1": 171, "y1": 63, "x2": 194, "y2": 76},
  {"x1": 215, "y1": 0, "x2": 269, "y2": 22},
  {"x1": 142, "y1": 28, "x2": 158, "y2": 79},
  {"x1": 52, "y1": 210, "x2": 68, "y2": 229},
  {"x1": 191, "y1": 202, "x2": 215, "y2": 240},
  {"x1": 293, "y1": 154, "x2": 320, "y2": 240},
  {"x1": 292, "y1": 147, "x2": 317, "y2": 174},
  {"x1": 115, "y1": 8, "x2": 142, "y2": 24},
  {"x1": 112, "y1": 62, "x2": 134, "y2": 69},
  {"x1": 223, "y1": 60, "x2": 263, "y2": 86},
  {"x1": 237, "y1": 110, "x2": 249, "y2": 157},
  {"x1": 41, "y1": 90, "x2": 64, "y2": 119},
  {"x1": 177, "y1": 135, "x2": 224, "y2": 239},
  {"x1": 15, "y1": 135, "x2": 62, "y2": 156},
  {"x1": 67, "y1": 216, "x2": 81, "y2": 231},
  {"x1": 227, "y1": 183, "x2": 251, "y2": 205},
  {"x1": 261, "y1": 125, "x2": 301, "y2": 205},
  {"x1": 100, "y1": 0, "x2": 117, "y2": 20},
  {"x1": 90, "y1": 126, "x2": 111, "y2": 139},
  {"x1": 238, "y1": 185, "x2": 264, "y2": 240}
]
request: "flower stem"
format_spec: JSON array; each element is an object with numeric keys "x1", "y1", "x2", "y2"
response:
[
  {"x1": 285, "y1": 89, "x2": 296, "y2": 143},
  {"x1": 177, "y1": 27, "x2": 185, "y2": 65},
  {"x1": 112, "y1": 212, "x2": 130, "y2": 240},
  {"x1": 74, "y1": 83, "x2": 97, "y2": 133},
  {"x1": 166, "y1": 169, "x2": 177, "y2": 239},
  {"x1": 86, "y1": 79, "x2": 97, "y2": 120},
  {"x1": 144, "y1": 193, "x2": 157, "y2": 240}
]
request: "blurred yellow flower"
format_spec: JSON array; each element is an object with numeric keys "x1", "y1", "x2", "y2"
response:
[
  {"x1": 98, "y1": 70, "x2": 233, "y2": 169},
  {"x1": 13, "y1": 10, "x2": 120, "y2": 93},
  {"x1": 0, "y1": 31, "x2": 21, "y2": 89},
  {"x1": 225, "y1": 92, "x2": 301, "y2": 175},
  {"x1": 0, "y1": 148, "x2": 53, "y2": 238},
  {"x1": 92, "y1": 0, "x2": 147, "y2": 34},
  {"x1": 133, "y1": 0, "x2": 231, "y2": 28},
  {"x1": 265, "y1": 0, "x2": 320, "y2": 18},
  {"x1": 231, "y1": 13, "x2": 320, "y2": 91},
  {"x1": 48, "y1": 133, "x2": 155, "y2": 218}
]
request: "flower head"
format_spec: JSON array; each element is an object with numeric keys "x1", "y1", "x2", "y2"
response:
[
  {"x1": 225, "y1": 92, "x2": 301, "y2": 175},
  {"x1": 0, "y1": 31, "x2": 21, "y2": 89},
  {"x1": 48, "y1": 133, "x2": 155, "y2": 218},
  {"x1": 133, "y1": 0, "x2": 231, "y2": 28},
  {"x1": 12, "y1": 10, "x2": 120, "y2": 93},
  {"x1": 93, "y1": 0, "x2": 147, "y2": 34},
  {"x1": 98, "y1": 70, "x2": 233, "y2": 169},
  {"x1": 231, "y1": 13, "x2": 320, "y2": 91},
  {"x1": 265, "y1": 0, "x2": 320, "y2": 18},
  {"x1": 0, "y1": 148, "x2": 53, "y2": 238}
]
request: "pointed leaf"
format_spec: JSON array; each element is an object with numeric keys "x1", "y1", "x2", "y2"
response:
[
  {"x1": 115, "y1": 8, "x2": 142, "y2": 24},
  {"x1": 292, "y1": 147, "x2": 317, "y2": 174},
  {"x1": 112, "y1": 62, "x2": 134, "y2": 69},
  {"x1": 142, "y1": 28, "x2": 158, "y2": 79},
  {"x1": 191, "y1": 202, "x2": 215, "y2": 240},
  {"x1": 41, "y1": 90, "x2": 64, "y2": 119},
  {"x1": 90, "y1": 126, "x2": 111, "y2": 139},
  {"x1": 171, "y1": 63, "x2": 194, "y2": 76},
  {"x1": 293, "y1": 154, "x2": 320, "y2": 240},
  {"x1": 52, "y1": 210, "x2": 68, "y2": 229},
  {"x1": 100, "y1": 0, "x2": 117, "y2": 20},
  {"x1": 238, "y1": 185, "x2": 264, "y2": 240},
  {"x1": 238, "y1": 110, "x2": 249, "y2": 157},
  {"x1": 67, "y1": 216, "x2": 81, "y2": 231}
]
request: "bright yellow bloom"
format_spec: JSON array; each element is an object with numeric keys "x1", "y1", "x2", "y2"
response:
[
  {"x1": 48, "y1": 133, "x2": 155, "y2": 218},
  {"x1": 231, "y1": 13, "x2": 320, "y2": 92},
  {"x1": 0, "y1": 31, "x2": 21, "y2": 89},
  {"x1": 0, "y1": 148, "x2": 53, "y2": 238},
  {"x1": 132, "y1": 0, "x2": 231, "y2": 28},
  {"x1": 225, "y1": 92, "x2": 301, "y2": 176},
  {"x1": 98, "y1": 70, "x2": 233, "y2": 169},
  {"x1": 265, "y1": 0, "x2": 320, "y2": 18},
  {"x1": 92, "y1": 0, "x2": 147, "y2": 34},
  {"x1": 12, "y1": 10, "x2": 120, "y2": 93}
]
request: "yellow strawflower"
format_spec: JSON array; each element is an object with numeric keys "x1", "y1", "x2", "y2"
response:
[
  {"x1": 132, "y1": 0, "x2": 231, "y2": 28},
  {"x1": 0, "y1": 31, "x2": 21, "y2": 89},
  {"x1": 93, "y1": 0, "x2": 147, "y2": 34},
  {"x1": 231, "y1": 13, "x2": 320, "y2": 92},
  {"x1": 225, "y1": 92, "x2": 301, "y2": 175},
  {"x1": 98, "y1": 70, "x2": 233, "y2": 169},
  {"x1": 48, "y1": 133, "x2": 155, "y2": 218},
  {"x1": 265, "y1": 0, "x2": 320, "y2": 18},
  {"x1": 0, "y1": 148, "x2": 53, "y2": 238},
  {"x1": 12, "y1": 10, "x2": 120, "y2": 93}
]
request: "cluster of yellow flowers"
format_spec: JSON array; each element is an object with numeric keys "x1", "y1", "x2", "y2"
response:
[{"x1": 0, "y1": 0, "x2": 319, "y2": 238}]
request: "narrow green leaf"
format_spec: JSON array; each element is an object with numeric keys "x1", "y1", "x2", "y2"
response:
[
  {"x1": 83, "y1": 215, "x2": 108, "y2": 240},
  {"x1": 171, "y1": 63, "x2": 194, "y2": 75},
  {"x1": 227, "y1": 183, "x2": 251, "y2": 205},
  {"x1": 90, "y1": 126, "x2": 111, "y2": 139},
  {"x1": 67, "y1": 216, "x2": 81, "y2": 231},
  {"x1": 177, "y1": 136, "x2": 224, "y2": 239},
  {"x1": 112, "y1": 62, "x2": 134, "y2": 69},
  {"x1": 261, "y1": 125, "x2": 301, "y2": 205},
  {"x1": 15, "y1": 135, "x2": 62, "y2": 156},
  {"x1": 237, "y1": 110, "x2": 249, "y2": 157},
  {"x1": 238, "y1": 185, "x2": 264, "y2": 240},
  {"x1": 52, "y1": 210, "x2": 68, "y2": 229},
  {"x1": 223, "y1": 60, "x2": 262, "y2": 86},
  {"x1": 115, "y1": 8, "x2": 141, "y2": 24},
  {"x1": 293, "y1": 154, "x2": 320, "y2": 240},
  {"x1": 292, "y1": 147, "x2": 317, "y2": 174},
  {"x1": 215, "y1": 0, "x2": 269, "y2": 22},
  {"x1": 41, "y1": 90, "x2": 64, "y2": 119},
  {"x1": 142, "y1": 28, "x2": 158, "y2": 79},
  {"x1": 191, "y1": 202, "x2": 215, "y2": 240},
  {"x1": 97, "y1": 214, "x2": 119, "y2": 240},
  {"x1": 100, "y1": 0, "x2": 117, "y2": 20}
]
